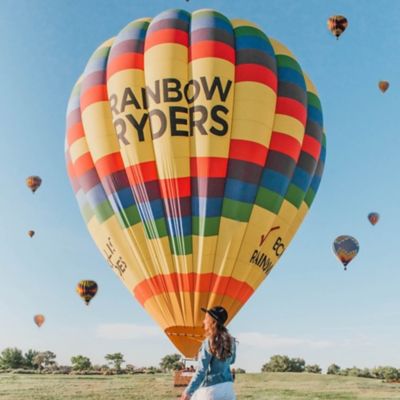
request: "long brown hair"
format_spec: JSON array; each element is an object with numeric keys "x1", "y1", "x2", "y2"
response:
[{"x1": 206, "y1": 319, "x2": 234, "y2": 360}]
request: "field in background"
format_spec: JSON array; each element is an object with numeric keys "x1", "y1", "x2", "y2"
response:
[{"x1": 1, "y1": 372, "x2": 400, "y2": 399}]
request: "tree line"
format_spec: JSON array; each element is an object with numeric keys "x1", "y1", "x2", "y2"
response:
[{"x1": 261, "y1": 355, "x2": 400, "y2": 381}]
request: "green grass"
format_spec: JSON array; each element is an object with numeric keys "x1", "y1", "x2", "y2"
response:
[{"x1": 1, "y1": 373, "x2": 400, "y2": 399}]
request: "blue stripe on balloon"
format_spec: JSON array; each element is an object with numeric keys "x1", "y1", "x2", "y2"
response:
[
  {"x1": 235, "y1": 35, "x2": 275, "y2": 57},
  {"x1": 277, "y1": 67, "x2": 306, "y2": 90},
  {"x1": 291, "y1": 167, "x2": 312, "y2": 192},
  {"x1": 260, "y1": 169, "x2": 290, "y2": 196},
  {"x1": 192, "y1": 197, "x2": 223, "y2": 217},
  {"x1": 224, "y1": 179, "x2": 258, "y2": 203},
  {"x1": 167, "y1": 216, "x2": 192, "y2": 236}
]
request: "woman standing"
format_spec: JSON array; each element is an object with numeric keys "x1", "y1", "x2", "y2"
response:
[{"x1": 180, "y1": 306, "x2": 236, "y2": 400}]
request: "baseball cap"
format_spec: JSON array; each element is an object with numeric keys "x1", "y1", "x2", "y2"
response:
[{"x1": 201, "y1": 306, "x2": 228, "y2": 325}]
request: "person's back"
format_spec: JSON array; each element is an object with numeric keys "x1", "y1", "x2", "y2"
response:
[{"x1": 180, "y1": 306, "x2": 236, "y2": 400}]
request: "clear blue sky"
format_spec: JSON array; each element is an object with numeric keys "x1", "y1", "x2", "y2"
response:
[{"x1": 1, "y1": 0, "x2": 400, "y2": 372}]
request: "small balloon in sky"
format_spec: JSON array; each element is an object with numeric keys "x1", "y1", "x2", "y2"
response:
[
  {"x1": 76, "y1": 280, "x2": 98, "y2": 305},
  {"x1": 327, "y1": 15, "x2": 348, "y2": 39},
  {"x1": 333, "y1": 235, "x2": 359, "y2": 271},
  {"x1": 34, "y1": 314, "x2": 45, "y2": 327},
  {"x1": 26, "y1": 176, "x2": 42, "y2": 193},
  {"x1": 28, "y1": 230, "x2": 35, "y2": 238},
  {"x1": 368, "y1": 212, "x2": 379, "y2": 225},
  {"x1": 378, "y1": 81, "x2": 389, "y2": 93}
]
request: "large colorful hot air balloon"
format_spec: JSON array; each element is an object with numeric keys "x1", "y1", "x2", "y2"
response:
[
  {"x1": 65, "y1": 9, "x2": 326, "y2": 357},
  {"x1": 76, "y1": 280, "x2": 98, "y2": 305},
  {"x1": 333, "y1": 235, "x2": 359, "y2": 270},
  {"x1": 34, "y1": 314, "x2": 45, "y2": 327},
  {"x1": 327, "y1": 15, "x2": 348, "y2": 39},
  {"x1": 26, "y1": 176, "x2": 42, "y2": 193},
  {"x1": 378, "y1": 81, "x2": 389, "y2": 93},
  {"x1": 368, "y1": 212, "x2": 379, "y2": 225}
]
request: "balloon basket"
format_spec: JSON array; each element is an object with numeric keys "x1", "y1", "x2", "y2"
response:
[{"x1": 173, "y1": 358, "x2": 196, "y2": 387}]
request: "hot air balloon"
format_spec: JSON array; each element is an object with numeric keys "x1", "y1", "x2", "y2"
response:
[
  {"x1": 327, "y1": 15, "x2": 348, "y2": 39},
  {"x1": 26, "y1": 176, "x2": 42, "y2": 193},
  {"x1": 28, "y1": 230, "x2": 35, "y2": 238},
  {"x1": 34, "y1": 314, "x2": 45, "y2": 327},
  {"x1": 378, "y1": 81, "x2": 389, "y2": 93},
  {"x1": 76, "y1": 280, "x2": 98, "y2": 305},
  {"x1": 65, "y1": 9, "x2": 326, "y2": 357},
  {"x1": 368, "y1": 212, "x2": 379, "y2": 225},
  {"x1": 333, "y1": 235, "x2": 359, "y2": 270}
]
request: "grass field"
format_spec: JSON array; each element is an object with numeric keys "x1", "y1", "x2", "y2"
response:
[{"x1": 1, "y1": 372, "x2": 400, "y2": 399}]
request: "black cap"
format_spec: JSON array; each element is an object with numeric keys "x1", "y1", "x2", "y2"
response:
[{"x1": 201, "y1": 306, "x2": 228, "y2": 325}]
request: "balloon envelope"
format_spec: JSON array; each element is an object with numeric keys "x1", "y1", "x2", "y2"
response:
[
  {"x1": 368, "y1": 212, "x2": 379, "y2": 225},
  {"x1": 76, "y1": 280, "x2": 98, "y2": 305},
  {"x1": 327, "y1": 15, "x2": 348, "y2": 39},
  {"x1": 26, "y1": 176, "x2": 42, "y2": 193},
  {"x1": 378, "y1": 81, "x2": 389, "y2": 93},
  {"x1": 65, "y1": 9, "x2": 326, "y2": 357},
  {"x1": 34, "y1": 314, "x2": 45, "y2": 327},
  {"x1": 333, "y1": 235, "x2": 359, "y2": 270}
]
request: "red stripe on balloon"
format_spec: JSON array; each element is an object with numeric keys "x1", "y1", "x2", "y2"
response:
[
  {"x1": 80, "y1": 85, "x2": 108, "y2": 111},
  {"x1": 74, "y1": 153, "x2": 95, "y2": 178},
  {"x1": 190, "y1": 157, "x2": 228, "y2": 178},
  {"x1": 106, "y1": 53, "x2": 144, "y2": 79},
  {"x1": 229, "y1": 139, "x2": 268, "y2": 166},
  {"x1": 269, "y1": 132, "x2": 302, "y2": 161},
  {"x1": 126, "y1": 161, "x2": 159, "y2": 184},
  {"x1": 95, "y1": 152, "x2": 125, "y2": 178},
  {"x1": 235, "y1": 64, "x2": 277, "y2": 91},
  {"x1": 144, "y1": 29, "x2": 189, "y2": 51},
  {"x1": 133, "y1": 273, "x2": 253, "y2": 306},
  {"x1": 159, "y1": 177, "x2": 191, "y2": 199},
  {"x1": 67, "y1": 122, "x2": 85, "y2": 147},
  {"x1": 190, "y1": 41, "x2": 235, "y2": 64},
  {"x1": 275, "y1": 97, "x2": 307, "y2": 126},
  {"x1": 301, "y1": 134, "x2": 321, "y2": 160}
]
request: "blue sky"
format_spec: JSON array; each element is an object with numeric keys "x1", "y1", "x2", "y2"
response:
[{"x1": 1, "y1": 0, "x2": 400, "y2": 372}]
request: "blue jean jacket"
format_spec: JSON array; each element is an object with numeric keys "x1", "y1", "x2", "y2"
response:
[{"x1": 185, "y1": 338, "x2": 236, "y2": 396}]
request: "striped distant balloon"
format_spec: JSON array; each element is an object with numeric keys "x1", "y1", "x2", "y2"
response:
[
  {"x1": 28, "y1": 230, "x2": 35, "y2": 238},
  {"x1": 76, "y1": 280, "x2": 98, "y2": 305},
  {"x1": 368, "y1": 212, "x2": 379, "y2": 225},
  {"x1": 327, "y1": 15, "x2": 348, "y2": 39},
  {"x1": 65, "y1": 9, "x2": 326, "y2": 357},
  {"x1": 333, "y1": 235, "x2": 359, "y2": 270}
]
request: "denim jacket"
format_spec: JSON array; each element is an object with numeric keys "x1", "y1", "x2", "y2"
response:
[{"x1": 185, "y1": 338, "x2": 236, "y2": 396}]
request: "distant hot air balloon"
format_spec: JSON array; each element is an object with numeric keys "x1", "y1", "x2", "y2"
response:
[
  {"x1": 26, "y1": 176, "x2": 42, "y2": 193},
  {"x1": 368, "y1": 212, "x2": 379, "y2": 225},
  {"x1": 327, "y1": 15, "x2": 348, "y2": 39},
  {"x1": 28, "y1": 230, "x2": 35, "y2": 238},
  {"x1": 333, "y1": 235, "x2": 359, "y2": 270},
  {"x1": 65, "y1": 9, "x2": 326, "y2": 357},
  {"x1": 76, "y1": 280, "x2": 98, "y2": 305},
  {"x1": 378, "y1": 81, "x2": 389, "y2": 93},
  {"x1": 34, "y1": 314, "x2": 45, "y2": 327}
]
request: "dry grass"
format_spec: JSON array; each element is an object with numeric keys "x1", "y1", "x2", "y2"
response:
[{"x1": 1, "y1": 372, "x2": 400, "y2": 399}]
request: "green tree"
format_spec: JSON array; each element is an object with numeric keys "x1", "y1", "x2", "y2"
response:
[
  {"x1": 33, "y1": 351, "x2": 57, "y2": 371},
  {"x1": 0, "y1": 348, "x2": 25, "y2": 369},
  {"x1": 305, "y1": 364, "x2": 322, "y2": 374},
  {"x1": 261, "y1": 355, "x2": 291, "y2": 372},
  {"x1": 105, "y1": 353, "x2": 125, "y2": 372},
  {"x1": 327, "y1": 364, "x2": 340, "y2": 375},
  {"x1": 289, "y1": 357, "x2": 305, "y2": 372},
  {"x1": 24, "y1": 349, "x2": 39, "y2": 369},
  {"x1": 159, "y1": 354, "x2": 182, "y2": 372},
  {"x1": 71, "y1": 355, "x2": 92, "y2": 371}
]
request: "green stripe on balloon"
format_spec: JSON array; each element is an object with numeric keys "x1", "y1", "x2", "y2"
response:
[
  {"x1": 255, "y1": 188, "x2": 284, "y2": 214},
  {"x1": 168, "y1": 236, "x2": 193, "y2": 256},
  {"x1": 222, "y1": 199, "x2": 253, "y2": 222},
  {"x1": 192, "y1": 217, "x2": 220, "y2": 236},
  {"x1": 143, "y1": 218, "x2": 168, "y2": 239},
  {"x1": 276, "y1": 54, "x2": 303, "y2": 75},
  {"x1": 118, "y1": 204, "x2": 141, "y2": 228}
]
